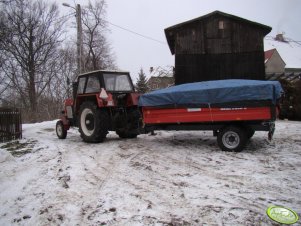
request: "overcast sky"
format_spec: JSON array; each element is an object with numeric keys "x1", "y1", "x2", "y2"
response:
[{"x1": 60, "y1": 0, "x2": 301, "y2": 80}]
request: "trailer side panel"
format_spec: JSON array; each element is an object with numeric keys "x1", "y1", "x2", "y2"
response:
[{"x1": 142, "y1": 106, "x2": 272, "y2": 124}]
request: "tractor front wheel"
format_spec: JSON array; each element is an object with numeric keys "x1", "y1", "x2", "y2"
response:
[
  {"x1": 78, "y1": 102, "x2": 109, "y2": 143},
  {"x1": 56, "y1": 120, "x2": 67, "y2": 139}
]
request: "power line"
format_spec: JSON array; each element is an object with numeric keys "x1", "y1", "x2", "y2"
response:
[
  {"x1": 65, "y1": 10, "x2": 167, "y2": 45},
  {"x1": 106, "y1": 21, "x2": 167, "y2": 45},
  {"x1": 56, "y1": 12, "x2": 77, "y2": 24}
]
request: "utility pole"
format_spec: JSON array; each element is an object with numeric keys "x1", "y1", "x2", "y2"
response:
[
  {"x1": 63, "y1": 3, "x2": 83, "y2": 75},
  {"x1": 76, "y1": 4, "x2": 83, "y2": 74}
]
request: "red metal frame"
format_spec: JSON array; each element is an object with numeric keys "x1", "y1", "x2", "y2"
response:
[{"x1": 142, "y1": 106, "x2": 272, "y2": 124}]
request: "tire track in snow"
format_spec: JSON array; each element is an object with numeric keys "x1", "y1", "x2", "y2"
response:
[{"x1": 34, "y1": 133, "x2": 124, "y2": 225}]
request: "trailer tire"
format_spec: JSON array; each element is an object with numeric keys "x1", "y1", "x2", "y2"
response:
[
  {"x1": 79, "y1": 102, "x2": 109, "y2": 143},
  {"x1": 217, "y1": 126, "x2": 247, "y2": 152},
  {"x1": 56, "y1": 120, "x2": 67, "y2": 139}
]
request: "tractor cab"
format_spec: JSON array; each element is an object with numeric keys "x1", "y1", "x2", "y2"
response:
[{"x1": 75, "y1": 71, "x2": 134, "y2": 96}]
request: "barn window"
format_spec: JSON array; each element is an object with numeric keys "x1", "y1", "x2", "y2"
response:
[
  {"x1": 219, "y1": 20, "x2": 224, "y2": 29},
  {"x1": 192, "y1": 29, "x2": 197, "y2": 41}
]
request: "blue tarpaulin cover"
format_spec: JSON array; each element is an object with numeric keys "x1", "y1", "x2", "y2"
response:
[{"x1": 138, "y1": 79, "x2": 283, "y2": 107}]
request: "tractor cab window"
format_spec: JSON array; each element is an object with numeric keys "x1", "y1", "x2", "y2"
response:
[
  {"x1": 103, "y1": 73, "x2": 133, "y2": 92},
  {"x1": 77, "y1": 77, "x2": 86, "y2": 94},
  {"x1": 85, "y1": 75, "x2": 100, "y2": 93}
]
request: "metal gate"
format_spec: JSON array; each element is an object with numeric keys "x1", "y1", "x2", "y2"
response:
[{"x1": 0, "y1": 108, "x2": 22, "y2": 142}]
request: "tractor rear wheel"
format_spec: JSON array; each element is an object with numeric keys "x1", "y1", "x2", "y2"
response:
[
  {"x1": 246, "y1": 127, "x2": 255, "y2": 139},
  {"x1": 56, "y1": 120, "x2": 67, "y2": 139},
  {"x1": 78, "y1": 102, "x2": 109, "y2": 143},
  {"x1": 217, "y1": 126, "x2": 247, "y2": 152},
  {"x1": 116, "y1": 109, "x2": 141, "y2": 139}
]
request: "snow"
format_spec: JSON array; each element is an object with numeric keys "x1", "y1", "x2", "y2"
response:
[
  {"x1": 264, "y1": 38, "x2": 301, "y2": 69},
  {"x1": 0, "y1": 120, "x2": 301, "y2": 225},
  {"x1": 0, "y1": 149, "x2": 14, "y2": 163}
]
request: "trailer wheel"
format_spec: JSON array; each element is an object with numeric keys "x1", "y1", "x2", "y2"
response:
[
  {"x1": 79, "y1": 102, "x2": 109, "y2": 143},
  {"x1": 56, "y1": 120, "x2": 67, "y2": 139},
  {"x1": 217, "y1": 126, "x2": 247, "y2": 152}
]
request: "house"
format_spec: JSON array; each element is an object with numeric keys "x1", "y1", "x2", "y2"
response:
[
  {"x1": 264, "y1": 48, "x2": 286, "y2": 74},
  {"x1": 147, "y1": 77, "x2": 174, "y2": 91},
  {"x1": 165, "y1": 10, "x2": 271, "y2": 85},
  {"x1": 264, "y1": 34, "x2": 301, "y2": 75},
  {"x1": 146, "y1": 66, "x2": 175, "y2": 91}
]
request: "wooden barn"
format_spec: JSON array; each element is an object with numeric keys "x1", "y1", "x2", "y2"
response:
[{"x1": 165, "y1": 11, "x2": 272, "y2": 84}]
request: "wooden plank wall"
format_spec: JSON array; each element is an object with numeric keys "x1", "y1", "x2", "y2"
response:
[
  {"x1": 173, "y1": 15, "x2": 267, "y2": 84},
  {"x1": 175, "y1": 52, "x2": 266, "y2": 84},
  {"x1": 0, "y1": 108, "x2": 22, "y2": 142}
]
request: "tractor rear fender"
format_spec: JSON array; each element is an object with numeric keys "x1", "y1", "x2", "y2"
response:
[
  {"x1": 75, "y1": 93, "x2": 114, "y2": 111},
  {"x1": 126, "y1": 93, "x2": 140, "y2": 106}
]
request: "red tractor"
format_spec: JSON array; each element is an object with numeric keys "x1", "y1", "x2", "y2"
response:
[{"x1": 56, "y1": 70, "x2": 141, "y2": 143}]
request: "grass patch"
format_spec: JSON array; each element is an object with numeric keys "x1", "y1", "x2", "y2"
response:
[{"x1": 0, "y1": 140, "x2": 37, "y2": 157}]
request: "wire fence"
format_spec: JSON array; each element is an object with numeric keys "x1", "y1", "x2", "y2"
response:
[{"x1": 0, "y1": 108, "x2": 22, "y2": 142}]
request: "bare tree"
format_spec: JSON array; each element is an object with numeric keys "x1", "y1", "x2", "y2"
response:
[
  {"x1": 1, "y1": 0, "x2": 65, "y2": 122},
  {"x1": 81, "y1": 0, "x2": 116, "y2": 72},
  {"x1": 0, "y1": 3, "x2": 9, "y2": 101},
  {"x1": 36, "y1": 45, "x2": 77, "y2": 121}
]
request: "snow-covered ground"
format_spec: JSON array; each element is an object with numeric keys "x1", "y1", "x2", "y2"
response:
[{"x1": 0, "y1": 120, "x2": 300, "y2": 226}]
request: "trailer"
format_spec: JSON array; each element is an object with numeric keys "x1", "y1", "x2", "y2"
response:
[
  {"x1": 56, "y1": 72, "x2": 283, "y2": 152},
  {"x1": 138, "y1": 79, "x2": 283, "y2": 152}
]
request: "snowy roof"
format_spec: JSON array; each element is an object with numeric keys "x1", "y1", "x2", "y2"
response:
[
  {"x1": 149, "y1": 66, "x2": 174, "y2": 78},
  {"x1": 264, "y1": 37, "x2": 301, "y2": 69},
  {"x1": 264, "y1": 48, "x2": 275, "y2": 63}
]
